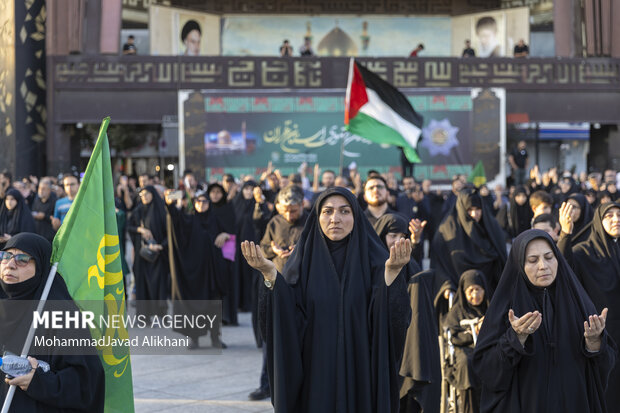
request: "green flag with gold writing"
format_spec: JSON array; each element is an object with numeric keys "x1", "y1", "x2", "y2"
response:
[{"x1": 51, "y1": 117, "x2": 134, "y2": 413}]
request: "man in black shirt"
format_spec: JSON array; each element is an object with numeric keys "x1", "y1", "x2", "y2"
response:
[
  {"x1": 122, "y1": 35, "x2": 137, "y2": 55},
  {"x1": 509, "y1": 140, "x2": 529, "y2": 185},
  {"x1": 513, "y1": 39, "x2": 529, "y2": 57},
  {"x1": 462, "y1": 39, "x2": 476, "y2": 57}
]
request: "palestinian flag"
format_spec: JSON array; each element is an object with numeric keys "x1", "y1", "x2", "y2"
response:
[{"x1": 345, "y1": 59, "x2": 424, "y2": 163}]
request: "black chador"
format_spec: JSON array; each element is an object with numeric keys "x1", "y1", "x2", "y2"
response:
[
  {"x1": 431, "y1": 190, "x2": 507, "y2": 296},
  {"x1": 573, "y1": 202, "x2": 620, "y2": 409},
  {"x1": 258, "y1": 188, "x2": 411, "y2": 413},
  {"x1": 0, "y1": 189, "x2": 35, "y2": 248},
  {"x1": 0, "y1": 233, "x2": 105, "y2": 412},
  {"x1": 166, "y1": 202, "x2": 227, "y2": 345},
  {"x1": 473, "y1": 230, "x2": 616, "y2": 413},
  {"x1": 127, "y1": 186, "x2": 169, "y2": 318}
]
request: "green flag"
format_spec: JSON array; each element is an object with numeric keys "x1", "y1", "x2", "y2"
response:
[
  {"x1": 52, "y1": 117, "x2": 134, "y2": 413},
  {"x1": 468, "y1": 160, "x2": 487, "y2": 188}
]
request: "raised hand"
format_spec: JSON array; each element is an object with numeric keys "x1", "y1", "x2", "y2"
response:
[
  {"x1": 241, "y1": 241, "x2": 277, "y2": 282},
  {"x1": 408, "y1": 218, "x2": 427, "y2": 245},
  {"x1": 385, "y1": 238, "x2": 412, "y2": 286},
  {"x1": 584, "y1": 308, "x2": 608, "y2": 352},
  {"x1": 559, "y1": 201, "x2": 574, "y2": 235},
  {"x1": 508, "y1": 309, "x2": 542, "y2": 346}
]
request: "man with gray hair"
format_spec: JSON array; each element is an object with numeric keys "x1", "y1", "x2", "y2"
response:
[
  {"x1": 31, "y1": 178, "x2": 57, "y2": 243},
  {"x1": 249, "y1": 184, "x2": 308, "y2": 401}
]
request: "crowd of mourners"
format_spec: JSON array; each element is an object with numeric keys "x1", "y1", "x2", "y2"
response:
[{"x1": 0, "y1": 162, "x2": 619, "y2": 413}]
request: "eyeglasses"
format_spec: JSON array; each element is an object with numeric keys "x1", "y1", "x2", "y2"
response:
[{"x1": 0, "y1": 251, "x2": 34, "y2": 267}]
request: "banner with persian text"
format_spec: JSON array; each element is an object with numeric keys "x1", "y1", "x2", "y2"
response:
[{"x1": 180, "y1": 89, "x2": 503, "y2": 184}]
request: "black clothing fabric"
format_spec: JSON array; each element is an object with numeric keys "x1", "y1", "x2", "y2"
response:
[
  {"x1": 508, "y1": 186, "x2": 532, "y2": 238},
  {"x1": 258, "y1": 187, "x2": 411, "y2": 413},
  {"x1": 395, "y1": 194, "x2": 429, "y2": 224},
  {"x1": 513, "y1": 44, "x2": 529, "y2": 55},
  {"x1": 208, "y1": 183, "x2": 237, "y2": 234},
  {"x1": 372, "y1": 212, "x2": 424, "y2": 267},
  {"x1": 233, "y1": 181, "x2": 260, "y2": 312},
  {"x1": 0, "y1": 233, "x2": 105, "y2": 413},
  {"x1": 568, "y1": 193, "x2": 594, "y2": 244},
  {"x1": 260, "y1": 212, "x2": 307, "y2": 273},
  {"x1": 207, "y1": 183, "x2": 238, "y2": 324},
  {"x1": 0, "y1": 189, "x2": 36, "y2": 247},
  {"x1": 473, "y1": 230, "x2": 616, "y2": 413},
  {"x1": 431, "y1": 190, "x2": 507, "y2": 296},
  {"x1": 462, "y1": 47, "x2": 476, "y2": 57},
  {"x1": 399, "y1": 269, "x2": 442, "y2": 413},
  {"x1": 166, "y1": 203, "x2": 226, "y2": 340},
  {"x1": 30, "y1": 194, "x2": 57, "y2": 243},
  {"x1": 573, "y1": 202, "x2": 620, "y2": 408},
  {"x1": 127, "y1": 186, "x2": 169, "y2": 318},
  {"x1": 444, "y1": 269, "x2": 488, "y2": 411},
  {"x1": 510, "y1": 147, "x2": 528, "y2": 168}
]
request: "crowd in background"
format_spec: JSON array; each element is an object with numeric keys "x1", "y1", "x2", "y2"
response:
[{"x1": 0, "y1": 160, "x2": 619, "y2": 411}]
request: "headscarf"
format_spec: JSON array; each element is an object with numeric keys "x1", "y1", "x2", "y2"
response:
[
  {"x1": 450, "y1": 269, "x2": 488, "y2": 321},
  {"x1": 139, "y1": 186, "x2": 167, "y2": 243},
  {"x1": 508, "y1": 186, "x2": 533, "y2": 238},
  {"x1": 431, "y1": 189, "x2": 507, "y2": 294},
  {"x1": 207, "y1": 182, "x2": 236, "y2": 234},
  {"x1": 0, "y1": 188, "x2": 35, "y2": 237},
  {"x1": 567, "y1": 193, "x2": 594, "y2": 236},
  {"x1": 373, "y1": 213, "x2": 421, "y2": 277},
  {"x1": 0, "y1": 233, "x2": 72, "y2": 354},
  {"x1": 473, "y1": 229, "x2": 608, "y2": 412},
  {"x1": 573, "y1": 202, "x2": 620, "y2": 301}
]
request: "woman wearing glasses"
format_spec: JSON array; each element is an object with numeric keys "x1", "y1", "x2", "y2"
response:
[{"x1": 0, "y1": 233, "x2": 104, "y2": 412}]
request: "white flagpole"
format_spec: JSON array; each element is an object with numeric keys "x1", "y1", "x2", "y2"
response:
[{"x1": 1, "y1": 262, "x2": 59, "y2": 413}]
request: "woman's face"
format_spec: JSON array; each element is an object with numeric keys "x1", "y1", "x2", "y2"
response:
[
  {"x1": 523, "y1": 239, "x2": 558, "y2": 288},
  {"x1": 467, "y1": 206, "x2": 482, "y2": 223},
  {"x1": 4, "y1": 195, "x2": 17, "y2": 210},
  {"x1": 602, "y1": 206, "x2": 620, "y2": 238},
  {"x1": 567, "y1": 198, "x2": 582, "y2": 222},
  {"x1": 465, "y1": 284, "x2": 485, "y2": 306},
  {"x1": 319, "y1": 195, "x2": 354, "y2": 241},
  {"x1": 139, "y1": 190, "x2": 153, "y2": 205},
  {"x1": 515, "y1": 193, "x2": 527, "y2": 206},
  {"x1": 209, "y1": 187, "x2": 223, "y2": 204},
  {"x1": 0, "y1": 248, "x2": 36, "y2": 284},
  {"x1": 195, "y1": 197, "x2": 209, "y2": 213},
  {"x1": 385, "y1": 232, "x2": 406, "y2": 250},
  {"x1": 242, "y1": 185, "x2": 254, "y2": 200}
]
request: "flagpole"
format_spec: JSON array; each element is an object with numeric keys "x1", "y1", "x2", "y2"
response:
[
  {"x1": 1, "y1": 262, "x2": 59, "y2": 413},
  {"x1": 341, "y1": 57, "x2": 355, "y2": 177}
]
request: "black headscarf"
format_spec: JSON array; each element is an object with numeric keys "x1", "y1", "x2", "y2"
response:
[
  {"x1": 232, "y1": 180, "x2": 258, "y2": 226},
  {"x1": 508, "y1": 186, "x2": 533, "y2": 238},
  {"x1": 139, "y1": 186, "x2": 167, "y2": 243},
  {"x1": 473, "y1": 229, "x2": 614, "y2": 413},
  {"x1": 0, "y1": 233, "x2": 72, "y2": 353},
  {"x1": 268, "y1": 187, "x2": 410, "y2": 413},
  {"x1": 431, "y1": 189, "x2": 507, "y2": 295},
  {"x1": 567, "y1": 193, "x2": 594, "y2": 241},
  {"x1": 208, "y1": 183, "x2": 236, "y2": 234},
  {"x1": 373, "y1": 213, "x2": 422, "y2": 278},
  {"x1": 449, "y1": 269, "x2": 488, "y2": 322},
  {"x1": 0, "y1": 188, "x2": 36, "y2": 238}
]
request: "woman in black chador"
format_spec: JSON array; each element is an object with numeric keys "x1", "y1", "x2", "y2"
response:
[
  {"x1": 472, "y1": 229, "x2": 616, "y2": 413},
  {"x1": 0, "y1": 189, "x2": 35, "y2": 249},
  {"x1": 241, "y1": 187, "x2": 412, "y2": 413},
  {"x1": 127, "y1": 186, "x2": 168, "y2": 318},
  {"x1": 165, "y1": 190, "x2": 227, "y2": 348},
  {"x1": 0, "y1": 233, "x2": 105, "y2": 412},
  {"x1": 572, "y1": 202, "x2": 620, "y2": 409},
  {"x1": 373, "y1": 214, "x2": 444, "y2": 413},
  {"x1": 444, "y1": 269, "x2": 488, "y2": 413},
  {"x1": 431, "y1": 189, "x2": 507, "y2": 297}
]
